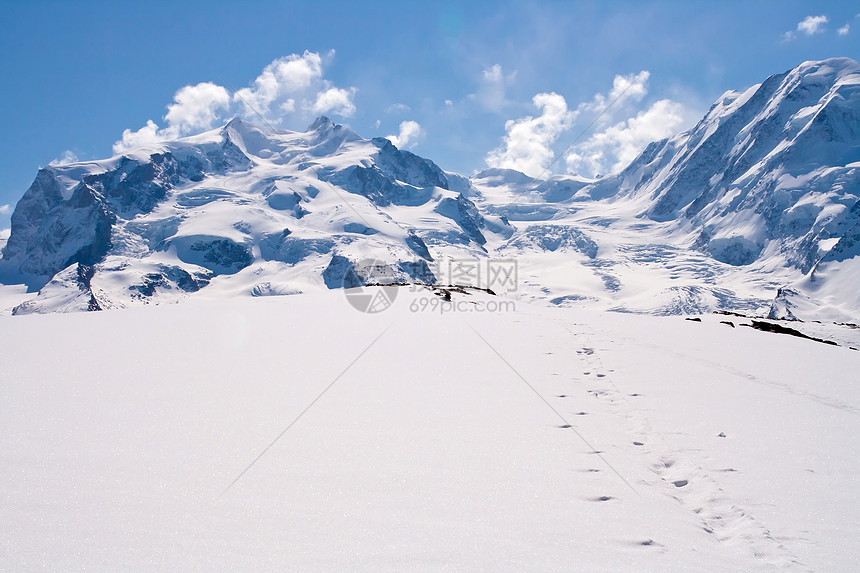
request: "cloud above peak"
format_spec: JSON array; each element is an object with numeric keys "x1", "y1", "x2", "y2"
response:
[
  {"x1": 485, "y1": 92, "x2": 574, "y2": 177},
  {"x1": 485, "y1": 70, "x2": 689, "y2": 178},
  {"x1": 166, "y1": 82, "x2": 232, "y2": 135},
  {"x1": 234, "y1": 51, "x2": 324, "y2": 116},
  {"x1": 797, "y1": 15, "x2": 829, "y2": 35},
  {"x1": 566, "y1": 99, "x2": 687, "y2": 177},
  {"x1": 114, "y1": 51, "x2": 356, "y2": 153},
  {"x1": 312, "y1": 87, "x2": 357, "y2": 117},
  {"x1": 782, "y1": 15, "x2": 830, "y2": 41},
  {"x1": 386, "y1": 120, "x2": 424, "y2": 149}
]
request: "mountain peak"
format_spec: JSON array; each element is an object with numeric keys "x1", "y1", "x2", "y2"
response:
[
  {"x1": 307, "y1": 116, "x2": 335, "y2": 132},
  {"x1": 793, "y1": 57, "x2": 860, "y2": 78}
]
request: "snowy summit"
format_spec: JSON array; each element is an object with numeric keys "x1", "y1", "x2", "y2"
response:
[{"x1": 1, "y1": 59, "x2": 859, "y2": 320}]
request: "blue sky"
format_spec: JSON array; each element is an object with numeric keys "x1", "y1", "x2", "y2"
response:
[{"x1": 0, "y1": 0, "x2": 857, "y2": 228}]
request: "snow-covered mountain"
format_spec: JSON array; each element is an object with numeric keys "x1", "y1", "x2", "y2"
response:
[
  {"x1": 469, "y1": 58, "x2": 860, "y2": 320},
  {"x1": 2, "y1": 58, "x2": 859, "y2": 320},
  {"x1": 0, "y1": 117, "x2": 511, "y2": 314},
  {"x1": 585, "y1": 58, "x2": 860, "y2": 268}
]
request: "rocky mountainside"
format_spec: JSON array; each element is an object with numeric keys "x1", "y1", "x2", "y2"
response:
[{"x1": 1, "y1": 58, "x2": 858, "y2": 320}]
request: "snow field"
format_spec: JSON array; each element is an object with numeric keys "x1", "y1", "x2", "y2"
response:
[{"x1": 1, "y1": 288, "x2": 858, "y2": 570}]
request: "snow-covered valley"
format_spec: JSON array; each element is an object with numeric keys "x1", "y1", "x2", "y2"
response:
[{"x1": 1, "y1": 288, "x2": 858, "y2": 571}]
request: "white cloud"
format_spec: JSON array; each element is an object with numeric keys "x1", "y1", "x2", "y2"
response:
[
  {"x1": 483, "y1": 64, "x2": 503, "y2": 82},
  {"x1": 797, "y1": 15, "x2": 828, "y2": 35},
  {"x1": 609, "y1": 71, "x2": 649, "y2": 103},
  {"x1": 234, "y1": 51, "x2": 324, "y2": 115},
  {"x1": 784, "y1": 15, "x2": 829, "y2": 40},
  {"x1": 114, "y1": 50, "x2": 357, "y2": 152},
  {"x1": 471, "y1": 64, "x2": 517, "y2": 112},
  {"x1": 114, "y1": 82, "x2": 232, "y2": 153},
  {"x1": 164, "y1": 82, "x2": 231, "y2": 135},
  {"x1": 576, "y1": 71, "x2": 650, "y2": 122},
  {"x1": 386, "y1": 120, "x2": 424, "y2": 149},
  {"x1": 566, "y1": 99, "x2": 687, "y2": 177},
  {"x1": 838, "y1": 23, "x2": 850, "y2": 36},
  {"x1": 311, "y1": 87, "x2": 356, "y2": 117},
  {"x1": 386, "y1": 103, "x2": 411, "y2": 114},
  {"x1": 485, "y1": 92, "x2": 574, "y2": 177},
  {"x1": 0, "y1": 228, "x2": 10, "y2": 240},
  {"x1": 486, "y1": 70, "x2": 692, "y2": 178},
  {"x1": 49, "y1": 150, "x2": 79, "y2": 166},
  {"x1": 114, "y1": 120, "x2": 162, "y2": 153},
  {"x1": 0, "y1": 204, "x2": 11, "y2": 215},
  {"x1": 444, "y1": 99, "x2": 453, "y2": 106}
]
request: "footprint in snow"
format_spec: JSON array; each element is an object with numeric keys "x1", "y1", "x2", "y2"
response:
[
  {"x1": 588, "y1": 495, "x2": 615, "y2": 502},
  {"x1": 632, "y1": 539, "x2": 663, "y2": 548},
  {"x1": 673, "y1": 479, "x2": 689, "y2": 488}
]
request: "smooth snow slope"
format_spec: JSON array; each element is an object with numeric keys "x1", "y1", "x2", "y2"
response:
[{"x1": 1, "y1": 290, "x2": 857, "y2": 571}]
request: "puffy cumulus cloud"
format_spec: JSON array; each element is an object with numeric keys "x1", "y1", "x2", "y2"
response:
[
  {"x1": 312, "y1": 87, "x2": 356, "y2": 117},
  {"x1": 164, "y1": 82, "x2": 231, "y2": 135},
  {"x1": 838, "y1": 23, "x2": 850, "y2": 36},
  {"x1": 471, "y1": 64, "x2": 517, "y2": 112},
  {"x1": 487, "y1": 70, "x2": 692, "y2": 179},
  {"x1": 485, "y1": 92, "x2": 574, "y2": 177},
  {"x1": 576, "y1": 71, "x2": 650, "y2": 122},
  {"x1": 0, "y1": 205, "x2": 11, "y2": 215},
  {"x1": 115, "y1": 83, "x2": 232, "y2": 152},
  {"x1": 234, "y1": 51, "x2": 324, "y2": 115},
  {"x1": 797, "y1": 15, "x2": 829, "y2": 35},
  {"x1": 114, "y1": 120, "x2": 162, "y2": 153},
  {"x1": 49, "y1": 150, "x2": 79, "y2": 166},
  {"x1": 387, "y1": 120, "x2": 424, "y2": 149},
  {"x1": 114, "y1": 50, "x2": 356, "y2": 153},
  {"x1": 566, "y1": 99, "x2": 687, "y2": 177},
  {"x1": 783, "y1": 15, "x2": 829, "y2": 40}
]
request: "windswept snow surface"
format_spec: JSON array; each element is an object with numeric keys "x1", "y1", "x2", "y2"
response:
[{"x1": 1, "y1": 289, "x2": 858, "y2": 571}]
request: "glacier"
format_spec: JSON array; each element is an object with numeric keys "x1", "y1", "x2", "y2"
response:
[{"x1": 1, "y1": 58, "x2": 859, "y2": 321}]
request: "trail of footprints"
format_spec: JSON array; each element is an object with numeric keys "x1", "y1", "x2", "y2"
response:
[{"x1": 551, "y1": 324, "x2": 805, "y2": 569}]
